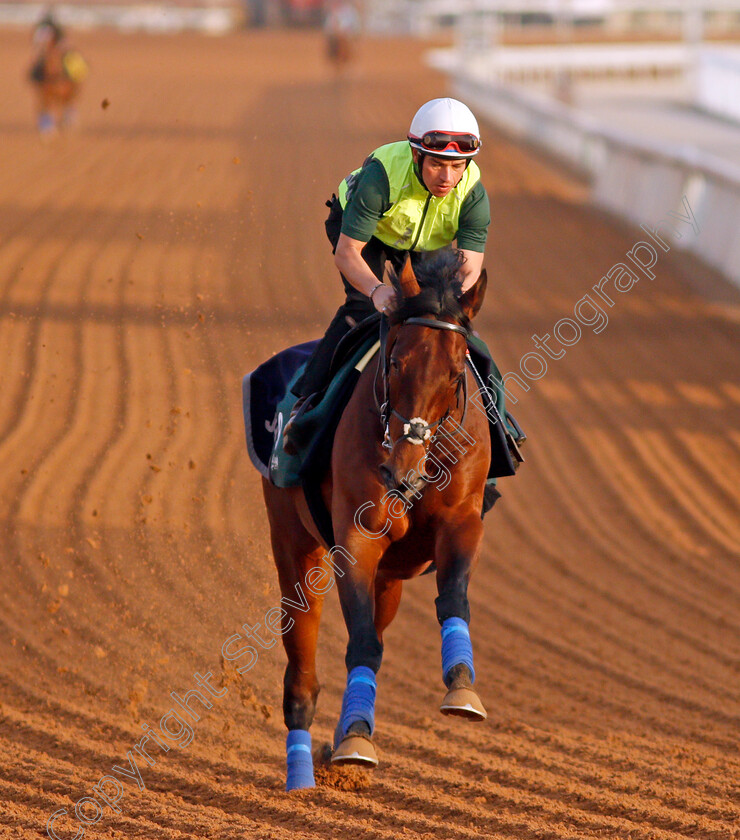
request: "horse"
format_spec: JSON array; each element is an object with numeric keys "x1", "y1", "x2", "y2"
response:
[
  {"x1": 28, "y1": 16, "x2": 88, "y2": 137},
  {"x1": 261, "y1": 249, "x2": 492, "y2": 789},
  {"x1": 326, "y1": 31, "x2": 352, "y2": 70},
  {"x1": 324, "y1": 2, "x2": 359, "y2": 73}
]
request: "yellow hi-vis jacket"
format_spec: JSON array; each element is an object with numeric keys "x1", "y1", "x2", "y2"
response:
[{"x1": 338, "y1": 141, "x2": 481, "y2": 252}]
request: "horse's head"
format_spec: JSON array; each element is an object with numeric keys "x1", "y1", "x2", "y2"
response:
[{"x1": 377, "y1": 249, "x2": 487, "y2": 499}]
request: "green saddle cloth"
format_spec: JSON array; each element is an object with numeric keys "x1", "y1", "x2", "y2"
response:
[
  {"x1": 269, "y1": 336, "x2": 381, "y2": 488},
  {"x1": 268, "y1": 331, "x2": 524, "y2": 490}
]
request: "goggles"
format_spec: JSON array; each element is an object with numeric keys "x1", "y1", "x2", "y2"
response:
[{"x1": 412, "y1": 131, "x2": 480, "y2": 155}]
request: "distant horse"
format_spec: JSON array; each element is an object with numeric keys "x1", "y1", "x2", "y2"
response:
[
  {"x1": 28, "y1": 15, "x2": 88, "y2": 136},
  {"x1": 261, "y1": 250, "x2": 493, "y2": 789},
  {"x1": 324, "y1": 2, "x2": 359, "y2": 73},
  {"x1": 326, "y1": 31, "x2": 352, "y2": 69}
]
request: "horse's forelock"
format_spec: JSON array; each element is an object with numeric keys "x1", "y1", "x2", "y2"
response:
[{"x1": 389, "y1": 248, "x2": 469, "y2": 329}]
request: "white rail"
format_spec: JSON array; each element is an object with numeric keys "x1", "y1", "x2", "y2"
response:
[
  {"x1": 434, "y1": 43, "x2": 692, "y2": 81},
  {"x1": 0, "y1": 2, "x2": 240, "y2": 33},
  {"x1": 366, "y1": 0, "x2": 740, "y2": 36},
  {"x1": 697, "y1": 48, "x2": 740, "y2": 123},
  {"x1": 432, "y1": 56, "x2": 740, "y2": 286}
]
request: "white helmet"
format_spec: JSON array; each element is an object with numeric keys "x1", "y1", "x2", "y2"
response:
[{"x1": 408, "y1": 98, "x2": 481, "y2": 159}]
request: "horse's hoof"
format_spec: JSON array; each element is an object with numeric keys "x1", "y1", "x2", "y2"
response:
[
  {"x1": 440, "y1": 687, "x2": 487, "y2": 721},
  {"x1": 331, "y1": 734, "x2": 378, "y2": 766}
]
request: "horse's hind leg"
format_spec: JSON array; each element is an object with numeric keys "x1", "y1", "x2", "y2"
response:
[{"x1": 263, "y1": 482, "x2": 326, "y2": 790}]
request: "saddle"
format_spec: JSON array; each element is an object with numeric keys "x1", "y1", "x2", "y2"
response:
[{"x1": 242, "y1": 319, "x2": 525, "y2": 545}]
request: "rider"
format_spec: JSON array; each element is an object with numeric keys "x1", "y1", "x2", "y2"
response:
[
  {"x1": 29, "y1": 10, "x2": 88, "y2": 136},
  {"x1": 283, "y1": 97, "x2": 490, "y2": 453}
]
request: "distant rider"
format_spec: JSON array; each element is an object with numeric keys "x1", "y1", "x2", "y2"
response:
[{"x1": 29, "y1": 10, "x2": 88, "y2": 136}]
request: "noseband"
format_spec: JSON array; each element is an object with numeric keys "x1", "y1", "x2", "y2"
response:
[{"x1": 376, "y1": 316, "x2": 470, "y2": 453}]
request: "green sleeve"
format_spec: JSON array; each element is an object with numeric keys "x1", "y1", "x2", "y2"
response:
[
  {"x1": 456, "y1": 181, "x2": 490, "y2": 253},
  {"x1": 340, "y1": 157, "x2": 391, "y2": 243}
]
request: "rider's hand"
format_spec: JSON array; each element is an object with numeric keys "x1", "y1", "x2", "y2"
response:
[{"x1": 371, "y1": 284, "x2": 396, "y2": 314}]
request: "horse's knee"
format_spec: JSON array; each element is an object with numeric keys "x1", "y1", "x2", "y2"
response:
[
  {"x1": 340, "y1": 586, "x2": 385, "y2": 671},
  {"x1": 345, "y1": 633, "x2": 383, "y2": 672},
  {"x1": 435, "y1": 584, "x2": 470, "y2": 625}
]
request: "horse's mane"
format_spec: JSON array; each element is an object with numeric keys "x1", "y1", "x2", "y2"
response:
[{"x1": 388, "y1": 248, "x2": 470, "y2": 331}]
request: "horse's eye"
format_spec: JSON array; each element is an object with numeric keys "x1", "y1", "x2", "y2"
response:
[{"x1": 389, "y1": 358, "x2": 399, "y2": 370}]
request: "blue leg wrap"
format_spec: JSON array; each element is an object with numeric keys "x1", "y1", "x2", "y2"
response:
[
  {"x1": 285, "y1": 729, "x2": 314, "y2": 790},
  {"x1": 441, "y1": 617, "x2": 475, "y2": 684},
  {"x1": 339, "y1": 666, "x2": 376, "y2": 738}
]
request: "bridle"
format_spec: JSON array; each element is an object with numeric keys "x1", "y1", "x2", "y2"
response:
[{"x1": 375, "y1": 316, "x2": 470, "y2": 453}]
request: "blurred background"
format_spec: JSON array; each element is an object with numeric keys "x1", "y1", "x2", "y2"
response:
[{"x1": 4, "y1": 0, "x2": 739, "y2": 281}]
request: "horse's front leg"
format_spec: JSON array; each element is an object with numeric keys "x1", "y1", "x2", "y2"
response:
[
  {"x1": 434, "y1": 514, "x2": 487, "y2": 721},
  {"x1": 330, "y1": 531, "x2": 388, "y2": 767}
]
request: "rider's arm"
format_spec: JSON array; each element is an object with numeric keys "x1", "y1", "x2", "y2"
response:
[
  {"x1": 459, "y1": 249, "x2": 485, "y2": 292},
  {"x1": 335, "y1": 234, "x2": 395, "y2": 311},
  {"x1": 335, "y1": 234, "x2": 382, "y2": 296},
  {"x1": 337, "y1": 158, "x2": 395, "y2": 310},
  {"x1": 457, "y1": 181, "x2": 490, "y2": 293}
]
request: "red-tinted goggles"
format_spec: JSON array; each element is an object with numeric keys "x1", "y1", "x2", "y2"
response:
[{"x1": 414, "y1": 131, "x2": 480, "y2": 154}]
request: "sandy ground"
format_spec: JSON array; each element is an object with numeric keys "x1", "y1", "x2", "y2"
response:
[{"x1": 0, "y1": 27, "x2": 739, "y2": 840}]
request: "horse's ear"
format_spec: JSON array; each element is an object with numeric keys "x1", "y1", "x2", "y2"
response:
[
  {"x1": 459, "y1": 269, "x2": 487, "y2": 320},
  {"x1": 398, "y1": 255, "x2": 420, "y2": 298}
]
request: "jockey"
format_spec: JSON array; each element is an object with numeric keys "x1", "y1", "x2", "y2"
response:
[
  {"x1": 283, "y1": 97, "x2": 490, "y2": 453},
  {"x1": 29, "y1": 10, "x2": 88, "y2": 137}
]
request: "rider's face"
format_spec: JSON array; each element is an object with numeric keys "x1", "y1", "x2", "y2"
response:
[{"x1": 416, "y1": 153, "x2": 468, "y2": 198}]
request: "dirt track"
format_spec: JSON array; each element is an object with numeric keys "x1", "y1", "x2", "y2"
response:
[{"x1": 0, "y1": 27, "x2": 739, "y2": 840}]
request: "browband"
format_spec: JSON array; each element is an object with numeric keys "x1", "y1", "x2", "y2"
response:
[{"x1": 401, "y1": 317, "x2": 470, "y2": 337}]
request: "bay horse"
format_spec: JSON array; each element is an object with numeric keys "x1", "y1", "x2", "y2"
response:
[
  {"x1": 261, "y1": 249, "x2": 492, "y2": 789},
  {"x1": 324, "y1": 2, "x2": 359, "y2": 73}
]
